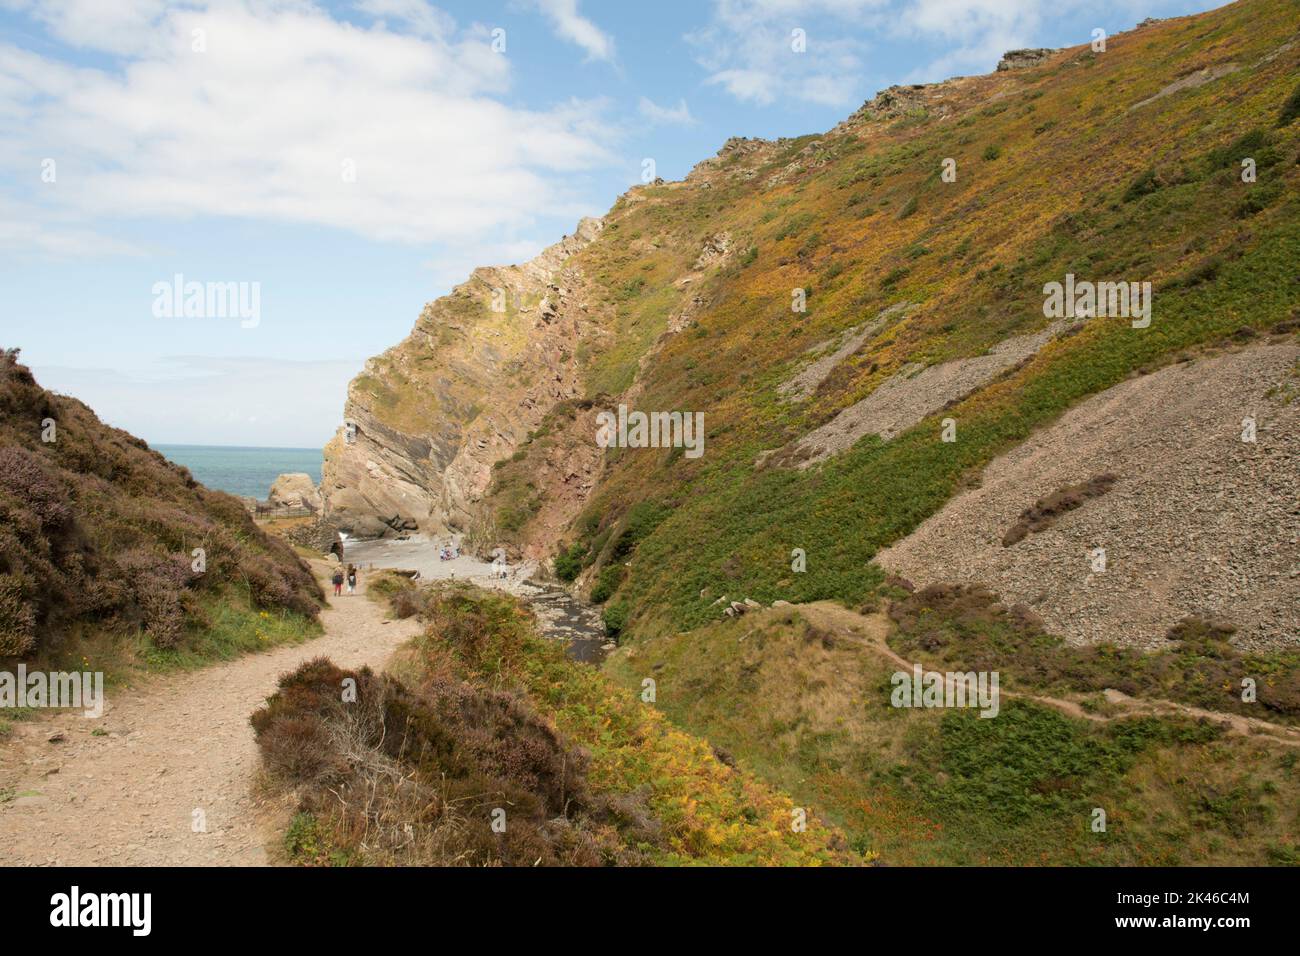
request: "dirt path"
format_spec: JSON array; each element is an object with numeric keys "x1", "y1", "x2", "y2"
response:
[
  {"x1": 798, "y1": 602, "x2": 1300, "y2": 748},
  {"x1": 0, "y1": 565, "x2": 422, "y2": 866}
]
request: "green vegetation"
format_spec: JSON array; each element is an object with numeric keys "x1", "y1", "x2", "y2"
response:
[
  {"x1": 606, "y1": 604, "x2": 1300, "y2": 864},
  {"x1": 411, "y1": 3, "x2": 1297, "y2": 641},
  {"x1": 256, "y1": 583, "x2": 861, "y2": 865},
  {"x1": 887, "y1": 583, "x2": 1300, "y2": 723},
  {"x1": 553, "y1": 542, "x2": 587, "y2": 582}
]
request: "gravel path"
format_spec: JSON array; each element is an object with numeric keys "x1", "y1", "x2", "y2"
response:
[{"x1": 0, "y1": 564, "x2": 422, "y2": 866}]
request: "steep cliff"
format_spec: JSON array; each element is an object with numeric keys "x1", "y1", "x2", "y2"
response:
[
  {"x1": 327, "y1": 0, "x2": 1300, "y2": 651},
  {"x1": 321, "y1": 217, "x2": 604, "y2": 538}
]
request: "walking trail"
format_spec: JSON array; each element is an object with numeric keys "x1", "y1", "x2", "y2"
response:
[
  {"x1": 0, "y1": 563, "x2": 422, "y2": 866},
  {"x1": 6, "y1": 581, "x2": 1294, "y2": 867},
  {"x1": 799, "y1": 602, "x2": 1300, "y2": 748}
]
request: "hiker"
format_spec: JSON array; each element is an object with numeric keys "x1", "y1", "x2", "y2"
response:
[
  {"x1": 331, "y1": 567, "x2": 344, "y2": 597},
  {"x1": 346, "y1": 564, "x2": 358, "y2": 596}
]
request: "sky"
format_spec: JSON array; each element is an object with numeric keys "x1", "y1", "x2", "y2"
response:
[{"x1": 0, "y1": 0, "x2": 1226, "y2": 447}]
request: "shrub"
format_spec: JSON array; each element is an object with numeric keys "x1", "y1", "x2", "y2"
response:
[
  {"x1": 1278, "y1": 81, "x2": 1300, "y2": 127},
  {"x1": 251, "y1": 653, "x2": 639, "y2": 866},
  {"x1": 590, "y1": 564, "x2": 626, "y2": 604},
  {"x1": 553, "y1": 542, "x2": 586, "y2": 582},
  {"x1": 1122, "y1": 167, "x2": 1161, "y2": 202},
  {"x1": 1002, "y1": 473, "x2": 1117, "y2": 546},
  {"x1": 0, "y1": 575, "x2": 36, "y2": 656},
  {"x1": 602, "y1": 601, "x2": 628, "y2": 638}
]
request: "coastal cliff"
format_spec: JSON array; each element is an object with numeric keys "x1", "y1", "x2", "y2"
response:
[{"x1": 321, "y1": 217, "x2": 604, "y2": 538}]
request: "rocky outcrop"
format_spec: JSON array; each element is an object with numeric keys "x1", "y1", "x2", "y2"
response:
[
  {"x1": 996, "y1": 48, "x2": 1055, "y2": 71},
  {"x1": 864, "y1": 84, "x2": 934, "y2": 118},
  {"x1": 321, "y1": 217, "x2": 604, "y2": 538},
  {"x1": 268, "y1": 473, "x2": 322, "y2": 511}
]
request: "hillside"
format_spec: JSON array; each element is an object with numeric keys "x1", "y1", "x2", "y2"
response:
[
  {"x1": 327, "y1": 0, "x2": 1300, "y2": 641},
  {"x1": 253, "y1": 580, "x2": 861, "y2": 866},
  {"x1": 306, "y1": 0, "x2": 1300, "y2": 865},
  {"x1": 0, "y1": 348, "x2": 322, "y2": 672}
]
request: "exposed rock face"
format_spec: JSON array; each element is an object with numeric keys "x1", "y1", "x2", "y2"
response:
[
  {"x1": 996, "y1": 48, "x2": 1055, "y2": 71},
  {"x1": 321, "y1": 217, "x2": 604, "y2": 538},
  {"x1": 268, "y1": 473, "x2": 322, "y2": 510},
  {"x1": 864, "y1": 84, "x2": 933, "y2": 118}
]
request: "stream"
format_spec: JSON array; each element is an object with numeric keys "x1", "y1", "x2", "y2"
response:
[{"x1": 340, "y1": 535, "x2": 610, "y2": 663}]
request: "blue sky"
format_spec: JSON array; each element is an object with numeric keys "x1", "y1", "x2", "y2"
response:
[{"x1": 0, "y1": 0, "x2": 1224, "y2": 446}]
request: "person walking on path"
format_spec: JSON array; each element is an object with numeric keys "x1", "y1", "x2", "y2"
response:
[
  {"x1": 332, "y1": 567, "x2": 344, "y2": 597},
  {"x1": 346, "y1": 564, "x2": 358, "y2": 596}
]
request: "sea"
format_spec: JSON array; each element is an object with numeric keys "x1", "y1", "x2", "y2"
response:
[{"x1": 155, "y1": 445, "x2": 322, "y2": 500}]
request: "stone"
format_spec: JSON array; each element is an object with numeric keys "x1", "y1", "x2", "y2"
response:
[
  {"x1": 996, "y1": 48, "x2": 1054, "y2": 71},
  {"x1": 267, "y1": 473, "x2": 323, "y2": 511}
]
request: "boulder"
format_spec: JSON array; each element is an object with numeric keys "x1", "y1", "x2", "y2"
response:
[
  {"x1": 996, "y1": 48, "x2": 1054, "y2": 71},
  {"x1": 268, "y1": 473, "x2": 322, "y2": 511}
]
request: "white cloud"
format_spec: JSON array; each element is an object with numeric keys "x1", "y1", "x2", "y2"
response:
[
  {"x1": 687, "y1": 1, "x2": 885, "y2": 108},
  {"x1": 0, "y1": 196, "x2": 149, "y2": 258},
  {"x1": 688, "y1": 0, "x2": 1091, "y2": 105},
  {"x1": 354, "y1": 0, "x2": 456, "y2": 40},
  {"x1": 0, "y1": 0, "x2": 173, "y2": 57},
  {"x1": 637, "y1": 96, "x2": 697, "y2": 126},
  {"x1": 896, "y1": 0, "x2": 1050, "y2": 79},
  {"x1": 0, "y1": 1, "x2": 616, "y2": 251},
  {"x1": 529, "y1": 0, "x2": 615, "y2": 62},
  {"x1": 704, "y1": 68, "x2": 778, "y2": 105}
]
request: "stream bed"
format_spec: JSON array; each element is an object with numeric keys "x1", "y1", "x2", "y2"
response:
[{"x1": 342, "y1": 535, "x2": 610, "y2": 663}]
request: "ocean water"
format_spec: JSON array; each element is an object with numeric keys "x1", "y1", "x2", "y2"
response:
[{"x1": 155, "y1": 444, "x2": 322, "y2": 500}]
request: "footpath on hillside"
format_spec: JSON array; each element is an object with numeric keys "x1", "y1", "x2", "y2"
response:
[{"x1": 0, "y1": 563, "x2": 422, "y2": 866}]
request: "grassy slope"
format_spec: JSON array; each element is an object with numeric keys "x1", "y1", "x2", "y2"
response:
[
  {"x1": 533, "y1": 0, "x2": 1300, "y2": 866},
  {"x1": 606, "y1": 606, "x2": 1300, "y2": 864},
  {"x1": 274, "y1": 578, "x2": 862, "y2": 866},
  {"x1": 0, "y1": 349, "x2": 322, "y2": 682},
  {"x1": 546, "y1": 0, "x2": 1300, "y2": 635}
]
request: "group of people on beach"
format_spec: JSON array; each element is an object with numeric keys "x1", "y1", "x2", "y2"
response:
[
  {"x1": 439, "y1": 541, "x2": 459, "y2": 561},
  {"x1": 331, "y1": 564, "x2": 357, "y2": 597}
]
